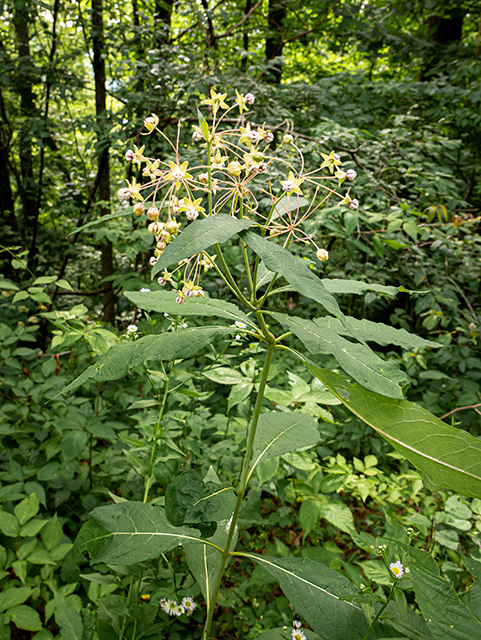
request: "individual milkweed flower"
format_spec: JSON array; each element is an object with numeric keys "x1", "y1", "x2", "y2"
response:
[
  {"x1": 316, "y1": 248, "x2": 329, "y2": 262},
  {"x1": 131, "y1": 144, "x2": 146, "y2": 169},
  {"x1": 211, "y1": 150, "x2": 228, "y2": 168},
  {"x1": 239, "y1": 123, "x2": 258, "y2": 147},
  {"x1": 165, "y1": 161, "x2": 192, "y2": 189},
  {"x1": 283, "y1": 133, "x2": 294, "y2": 145},
  {"x1": 149, "y1": 256, "x2": 157, "y2": 265},
  {"x1": 281, "y1": 171, "x2": 304, "y2": 196},
  {"x1": 293, "y1": 620, "x2": 301, "y2": 629},
  {"x1": 389, "y1": 560, "x2": 404, "y2": 579},
  {"x1": 133, "y1": 203, "x2": 145, "y2": 216},
  {"x1": 204, "y1": 89, "x2": 229, "y2": 115},
  {"x1": 320, "y1": 150, "x2": 343, "y2": 174},
  {"x1": 235, "y1": 90, "x2": 249, "y2": 114},
  {"x1": 126, "y1": 178, "x2": 143, "y2": 201},
  {"x1": 349, "y1": 198, "x2": 359, "y2": 210},
  {"x1": 176, "y1": 295, "x2": 184, "y2": 305},
  {"x1": 192, "y1": 126, "x2": 204, "y2": 142},
  {"x1": 144, "y1": 113, "x2": 159, "y2": 133},
  {"x1": 182, "y1": 596, "x2": 197, "y2": 615},
  {"x1": 117, "y1": 187, "x2": 131, "y2": 201},
  {"x1": 245, "y1": 92, "x2": 255, "y2": 105},
  {"x1": 265, "y1": 131, "x2": 274, "y2": 143},
  {"x1": 127, "y1": 324, "x2": 138, "y2": 333},
  {"x1": 143, "y1": 159, "x2": 163, "y2": 180},
  {"x1": 125, "y1": 149, "x2": 134, "y2": 162},
  {"x1": 178, "y1": 197, "x2": 205, "y2": 221},
  {"x1": 346, "y1": 169, "x2": 357, "y2": 180}
]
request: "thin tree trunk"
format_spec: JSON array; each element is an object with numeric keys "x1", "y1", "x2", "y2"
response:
[
  {"x1": 419, "y1": 6, "x2": 465, "y2": 81},
  {"x1": 92, "y1": 0, "x2": 115, "y2": 324},
  {"x1": 241, "y1": 0, "x2": 252, "y2": 72},
  {"x1": 265, "y1": 0, "x2": 285, "y2": 84},
  {"x1": 154, "y1": 0, "x2": 174, "y2": 45}
]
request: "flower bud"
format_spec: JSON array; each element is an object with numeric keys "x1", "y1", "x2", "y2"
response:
[
  {"x1": 156, "y1": 241, "x2": 166, "y2": 250},
  {"x1": 227, "y1": 161, "x2": 242, "y2": 176},
  {"x1": 117, "y1": 187, "x2": 131, "y2": 201},
  {"x1": 316, "y1": 248, "x2": 329, "y2": 262},
  {"x1": 259, "y1": 162, "x2": 268, "y2": 172},
  {"x1": 149, "y1": 256, "x2": 157, "y2": 265},
  {"x1": 133, "y1": 203, "x2": 145, "y2": 216},
  {"x1": 158, "y1": 277, "x2": 166, "y2": 285},
  {"x1": 349, "y1": 199, "x2": 359, "y2": 210},
  {"x1": 245, "y1": 92, "x2": 255, "y2": 105},
  {"x1": 144, "y1": 113, "x2": 159, "y2": 132},
  {"x1": 346, "y1": 169, "x2": 357, "y2": 181},
  {"x1": 175, "y1": 296, "x2": 184, "y2": 305},
  {"x1": 165, "y1": 219, "x2": 180, "y2": 235},
  {"x1": 192, "y1": 130, "x2": 203, "y2": 142},
  {"x1": 283, "y1": 134, "x2": 293, "y2": 145},
  {"x1": 125, "y1": 149, "x2": 135, "y2": 162},
  {"x1": 147, "y1": 206, "x2": 159, "y2": 221},
  {"x1": 265, "y1": 131, "x2": 274, "y2": 144}
]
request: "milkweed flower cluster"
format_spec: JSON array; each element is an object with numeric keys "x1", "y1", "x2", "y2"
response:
[
  {"x1": 119, "y1": 89, "x2": 359, "y2": 301},
  {"x1": 159, "y1": 596, "x2": 197, "y2": 616}
]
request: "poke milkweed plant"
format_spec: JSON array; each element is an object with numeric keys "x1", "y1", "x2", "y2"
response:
[{"x1": 67, "y1": 90, "x2": 481, "y2": 640}]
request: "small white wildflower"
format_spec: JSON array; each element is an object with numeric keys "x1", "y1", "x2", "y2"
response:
[
  {"x1": 181, "y1": 597, "x2": 197, "y2": 615},
  {"x1": 389, "y1": 560, "x2": 404, "y2": 579},
  {"x1": 182, "y1": 323, "x2": 188, "y2": 328},
  {"x1": 174, "y1": 603, "x2": 185, "y2": 616},
  {"x1": 164, "y1": 312, "x2": 169, "y2": 317},
  {"x1": 235, "y1": 334, "x2": 241, "y2": 340},
  {"x1": 140, "y1": 288, "x2": 151, "y2": 292},
  {"x1": 292, "y1": 630, "x2": 306, "y2": 640},
  {"x1": 235, "y1": 321, "x2": 247, "y2": 329},
  {"x1": 165, "y1": 600, "x2": 177, "y2": 616},
  {"x1": 127, "y1": 324, "x2": 138, "y2": 333},
  {"x1": 244, "y1": 92, "x2": 255, "y2": 105}
]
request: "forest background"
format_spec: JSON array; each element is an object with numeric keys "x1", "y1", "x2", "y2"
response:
[{"x1": 1, "y1": 0, "x2": 481, "y2": 639}]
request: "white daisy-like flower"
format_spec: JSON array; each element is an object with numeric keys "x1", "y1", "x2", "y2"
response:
[
  {"x1": 181, "y1": 596, "x2": 197, "y2": 615},
  {"x1": 174, "y1": 603, "x2": 185, "y2": 616},
  {"x1": 389, "y1": 560, "x2": 404, "y2": 579},
  {"x1": 140, "y1": 288, "x2": 151, "y2": 292},
  {"x1": 165, "y1": 600, "x2": 178, "y2": 616},
  {"x1": 292, "y1": 630, "x2": 306, "y2": 640},
  {"x1": 182, "y1": 323, "x2": 188, "y2": 328},
  {"x1": 127, "y1": 324, "x2": 138, "y2": 333},
  {"x1": 235, "y1": 321, "x2": 247, "y2": 329}
]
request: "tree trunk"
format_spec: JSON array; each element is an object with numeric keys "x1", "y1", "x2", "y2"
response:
[
  {"x1": 92, "y1": 0, "x2": 115, "y2": 324},
  {"x1": 241, "y1": 0, "x2": 252, "y2": 72},
  {"x1": 13, "y1": 2, "x2": 39, "y2": 261},
  {"x1": 265, "y1": 0, "x2": 285, "y2": 84},
  {"x1": 154, "y1": 0, "x2": 175, "y2": 45}
]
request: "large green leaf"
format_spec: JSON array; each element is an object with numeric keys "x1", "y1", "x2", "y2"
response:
[
  {"x1": 152, "y1": 214, "x2": 254, "y2": 275},
  {"x1": 304, "y1": 364, "x2": 481, "y2": 498},
  {"x1": 248, "y1": 413, "x2": 320, "y2": 481},
  {"x1": 241, "y1": 231, "x2": 345, "y2": 322},
  {"x1": 407, "y1": 545, "x2": 481, "y2": 639},
  {"x1": 241, "y1": 554, "x2": 368, "y2": 640},
  {"x1": 256, "y1": 629, "x2": 321, "y2": 640},
  {"x1": 322, "y1": 279, "x2": 415, "y2": 296},
  {"x1": 60, "y1": 326, "x2": 232, "y2": 395},
  {"x1": 54, "y1": 593, "x2": 83, "y2": 640},
  {"x1": 312, "y1": 315, "x2": 439, "y2": 350},
  {"x1": 66, "y1": 208, "x2": 134, "y2": 237},
  {"x1": 124, "y1": 290, "x2": 257, "y2": 329},
  {"x1": 184, "y1": 516, "x2": 238, "y2": 610},
  {"x1": 73, "y1": 502, "x2": 203, "y2": 565},
  {"x1": 272, "y1": 313, "x2": 407, "y2": 399}
]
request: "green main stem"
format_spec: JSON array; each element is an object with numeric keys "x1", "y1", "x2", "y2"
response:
[{"x1": 201, "y1": 341, "x2": 275, "y2": 640}]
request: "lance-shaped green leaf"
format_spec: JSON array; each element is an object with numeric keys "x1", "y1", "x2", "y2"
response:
[
  {"x1": 184, "y1": 516, "x2": 238, "y2": 611},
  {"x1": 73, "y1": 502, "x2": 203, "y2": 565},
  {"x1": 406, "y1": 545, "x2": 481, "y2": 639},
  {"x1": 241, "y1": 231, "x2": 345, "y2": 322},
  {"x1": 152, "y1": 214, "x2": 255, "y2": 276},
  {"x1": 304, "y1": 363, "x2": 481, "y2": 499},
  {"x1": 322, "y1": 278, "x2": 415, "y2": 296},
  {"x1": 248, "y1": 413, "x2": 320, "y2": 481},
  {"x1": 462, "y1": 556, "x2": 481, "y2": 614},
  {"x1": 60, "y1": 326, "x2": 232, "y2": 395},
  {"x1": 272, "y1": 312, "x2": 407, "y2": 399},
  {"x1": 240, "y1": 554, "x2": 368, "y2": 640},
  {"x1": 124, "y1": 290, "x2": 258, "y2": 329},
  {"x1": 312, "y1": 316, "x2": 439, "y2": 350}
]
